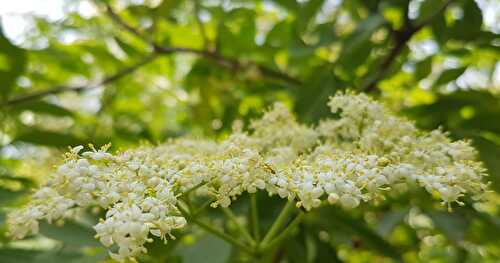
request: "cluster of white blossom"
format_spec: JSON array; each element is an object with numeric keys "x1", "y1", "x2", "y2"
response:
[{"x1": 7, "y1": 92, "x2": 488, "y2": 261}]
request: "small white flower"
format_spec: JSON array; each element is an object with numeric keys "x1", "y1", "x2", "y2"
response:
[{"x1": 6, "y1": 92, "x2": 488, "y2": 262}]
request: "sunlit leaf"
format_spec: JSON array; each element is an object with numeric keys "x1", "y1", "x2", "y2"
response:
[
  {"x1": 450, "y1": 0, "x2": 483, "y2": 40},
  {"x1": 433, "y1": 67, "x2": 467, "y2": 88},
  {"x1": 0, "y1": 188, "x2": 27, "y2": 206},
  {"x1": 0, "y1": 23, "x2": 27, "y2": 100},
  {"x1": 416, "y1": 0, "x2": 445, "y2": 24},
  {"x1": 14, "y1": 129, "x2": 84, "y2": 147},
  {"x1": 337, "y1": 15, "x2": 386, "y2": 71},
  {"x1": 473, "y1": 136, "x2": 500, "y2": 191},
  {"x1": 13, "y1": 101, "x2": 74, "y2": 117},
  {"x1": 414, "y1": 56, "x2": 433, "y2": 81}
]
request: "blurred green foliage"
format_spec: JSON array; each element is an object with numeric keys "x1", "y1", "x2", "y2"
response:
[{"x1": 0, "y1": 0, "x2": 499, "y2": 262}]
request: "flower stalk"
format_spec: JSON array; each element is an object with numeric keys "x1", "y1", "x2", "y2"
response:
[
  {"x1": 250, "y1": 194, "x2": 260, "y2": 241},
  {"x1": 260, "y1": 201, "x2": 296, "y2": 247},
  {"x1": 222, "y1": 207, "x2": 255, "y2": 246},
  {"x1": 177, "y1": 202, "x2": 251, "y2": 253},
  {"x1": 260, "y1": 212, "x2": 305, "y2": 252}
]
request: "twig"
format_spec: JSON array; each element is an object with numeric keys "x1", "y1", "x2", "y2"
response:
[
  {"x1": 1, "y1": 3, "x2": 302, "y2": 107},
  {"x1": 0, "y1": 54, "x2": 159, "y2": 107},
  {"x1": 104, "y1": 2, "x2": 152, "y2": 43},
  {"x1": 103, "y1": 3, "x2": 301, "y2": 85},
  {"x1": 361, "y1": 0, "x2": 454, "y2": 92}
]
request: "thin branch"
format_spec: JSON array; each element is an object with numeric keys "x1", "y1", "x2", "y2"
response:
[
  {"x1": 2, "y1": 1, "x2": 302, "y2": 107},
  {"x1": 105, "y1": 3, "x2": 302, "y2": 85},
  {"x1": 1, "y1": 54, "x2": 159, "y2": 107},
  {"x1": 104, "y1": 2, "x2": 153, "y2": 44},
  {"x1": 361, "y1": 0, "x2": 454, "y2": 92}
]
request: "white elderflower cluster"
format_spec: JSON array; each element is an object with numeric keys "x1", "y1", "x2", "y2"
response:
[{"x1": 7, "y1": 92, "x2": 488, "y2": 261}]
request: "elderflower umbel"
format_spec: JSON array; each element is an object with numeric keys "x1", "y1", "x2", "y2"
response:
[{"x1": 7, "y1": 92, "x2": 488, "y2": 261}]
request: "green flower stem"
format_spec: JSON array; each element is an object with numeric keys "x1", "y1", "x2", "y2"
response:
[
  {"x1": 260, "y1": 212, "x2": 304, "y2": 252},
  {"x1": 178, "y1": 183, "x2": 207, "y2": 211},
  {"x1": 176, "y1": 181, "x2": 207, "y2": 198},
  {"x1": 222, "y1": 207, "x2": 255, "y2": 246},
  {"x1": 192, "y1": 198, "x2": 213, "y2": 216},
  {"x1": 191, "y1": 216, "x2": 251, "y2": 252},
  {"x1": 176, "y1": 202, "x2": 252, "y2": 253},
  {"x1": 250, "y1": 194, "x2": 260, "y2": 241},
  {"x1": 260, "y1": 201, "x2": 296, "y2": 247}
]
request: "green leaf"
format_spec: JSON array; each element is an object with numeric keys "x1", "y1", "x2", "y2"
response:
[
  {"x1": 337, "y1": 15, "x2": 386, "y2": 71},
  {"x1": 269, "y1": 0, "x2": 299, "y2": 12},
  {"x1": 0, "y1": 248, "x2": 101, "y2": 263},
  {"x1": 314, "y1": 207, "x2": 402, "y2": 260},
  {"x1": 13, "y1": 101, "x2": 74, "y2": 117},
  {"x1": 265, "y1": 21, "x2": 292, "y2": 48},
  {"x1": 405, "y1": 90, "x2": 500, "y2": 131},
  {"x1": 0, "y1": 173, "x2": 36, "y2": 188},
  {"x1": 175, "y1": 234, "x2": 231, "y2": 263},
  {"x1": 0, "y1": 23, "x2": 27, "y2": 100},
  {"x1": 34, "y1": 250, "x2": 85, "y2": 263},
  {"x1": 414, "y1": 56, "x2": 433, "y2": 81},
  {"x1": 14, "y1": 128, "x2": 84, "y2": 147},
  {"x1": 461, "y1": 113, "x2": 500, "y2": 134},
  {"x1": 464, "y1": 205, "x2": 500, "y2": 234},
  {"x1": 433, "y1": 67, "x2": 467, "y2": 88},
  {"x1": 427, "y1": 211, "x2": 468, "y2": 242},
  {"x1": 284, "y1": 230, "x2": 311, "y2": 263},
  {"x1": 473, "y1": 136, "x2": 500, "y2": 191},
  {"x1": 113, "y1": 37, "x2": 142, "y2": 59},
  {"x1": 450, "y1": 0, "x2": 483, "y2": 40},
  {"x1": 295, "y1": 66, "x2": 342, "y2": 122},
  {"x1": 143, "y1": 235, "x2": 182, "y2": 262},
  {"x1": 297, "y1": 0, "x2": 326, "y2": 31},
  {"x1": 308, "y1": 227, "x2": 342, "y2": 263},
  {"x1": 430, "y1": 11, "x2": 448, "y2": 43},
  {"x1": 0, "y1": 211, "x2": 5, "y2": 226},
  {"x1": 217, "y1": 8, "x2": 256, "y2": 56},
  {"x1": 0, "y1": 188, "x2": 27, "y2": 206},
  {"x1": 154, "y1": 0, "x2": 182, "y2": 18},
  {"x1": 375, "y1": 209, "x2": 409, "y2": 237},
  {"x1": 39, "y1": 221, "x2": 101, "y2": 247},
  {"x1": 0, "y1": 249, "x2": 41, "y2": 263},
  {"x1": 416, "y1": 0, "x2": 445, "y2": 24}
]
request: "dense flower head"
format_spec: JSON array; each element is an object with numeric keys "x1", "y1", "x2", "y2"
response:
[{"x1": 7, "y1": 92, "x2": 488, "y2": 261}]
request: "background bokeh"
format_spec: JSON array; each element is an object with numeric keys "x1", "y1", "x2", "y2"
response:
[{"x1": 0, "y1": 0, "x2": 499, "y2": 262}]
